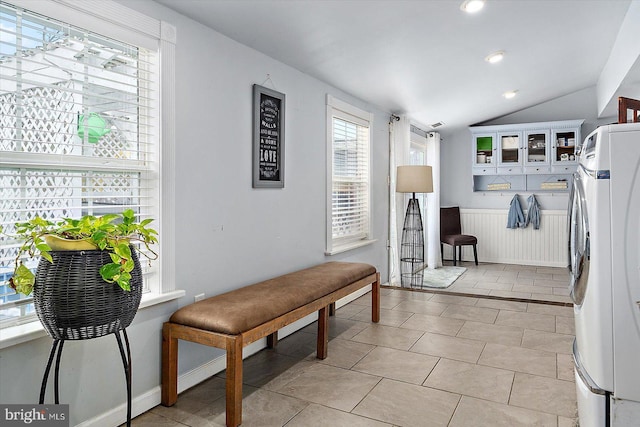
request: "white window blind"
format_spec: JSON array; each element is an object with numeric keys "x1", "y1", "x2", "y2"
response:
[
  {"x1": 326, "y1": 96, "x2": 372, "y2": 254},
  {"x1": 0, "y1": 3, "x2": 158, "y2": 328}
]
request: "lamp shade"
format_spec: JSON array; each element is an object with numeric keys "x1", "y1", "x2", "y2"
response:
[{"x1": 396, "y1": 165, "x2": 433, "y2": 193}]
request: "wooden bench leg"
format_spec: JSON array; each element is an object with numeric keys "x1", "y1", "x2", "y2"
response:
[
  {"x1": 266, "y1": 331, "x2": 278, "y2": 348},
  {"x1": 161, "y1": 323, "x2": 178, "y2": 406},
  {"x1": 226, "y1": 335, "x2": 243, "y2": 427},
  {"x1": 328, "y1": 302, "x2": 336, "y2": 316},
  {"x1": 317, "y1": 306, "x2": 329, "y2": 360},
  {"x1": 372, "y1": 272, "x2": 380, "y2": 323}
]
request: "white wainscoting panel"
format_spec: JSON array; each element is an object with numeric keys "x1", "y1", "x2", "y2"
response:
[{"x1": 442, "y1": 209, "x2": 568, "y2": 268}]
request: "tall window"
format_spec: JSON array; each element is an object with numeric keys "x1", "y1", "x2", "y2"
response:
[
  {"x1": 410, "y1": 128, "x2": 429, "y2": 247},
  {"x1": 0, "y1": 2, "x2": 163, "y2": 328},
  {"x1": 326, "y1": 95, "x2": 373, "y2": 254}
]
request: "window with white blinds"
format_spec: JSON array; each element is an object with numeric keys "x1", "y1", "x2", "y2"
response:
[
  {"x1": 326, "y1": 96, "x2": 373, "y2": 254},
  {"x1": 0, "y1": 2, "x2": 159, "y2": 327}
]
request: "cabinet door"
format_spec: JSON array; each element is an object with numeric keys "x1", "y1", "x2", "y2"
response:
[
  {"x1": 497, "y1": 131, "x2": 522, "y2": 167},
  {"x1": 524, "y1": 130, "x2": 549, "y2": 169},
  {"x1": 550, "y1": 164, "x2": 576, "y2": 174},
  {"x1": 473, "y1": 166, "x2": 497, "y2": 175},
  {"x1": 473, "y1": 133, "x2": 496, "y2": 168},
  {"x1": 524, "y1": 165, "x2": 551, "y2": 174},
  {"x1": 497, "y1": 166, "x2": 521, "y2": 175},
  {"x1": 552, "y1": 128, "x2": 578, "y2": 165}
]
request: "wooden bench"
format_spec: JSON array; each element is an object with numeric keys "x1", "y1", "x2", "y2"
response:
[{"x1": 161, "y1": 261, "x2": 380, "y2": 427}]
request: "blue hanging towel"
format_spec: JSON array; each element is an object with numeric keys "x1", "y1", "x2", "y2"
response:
[
  {"x1": 525, "y1": 194, "x2": 541, "y2": 230},
  {"x1": 507, "y1": 194, "x2": 525, "y2": 229}
]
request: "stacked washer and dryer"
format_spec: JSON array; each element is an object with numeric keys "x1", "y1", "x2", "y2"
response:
[{"x1": 568, "y1": 122, "x2": 640, "y2": 426}]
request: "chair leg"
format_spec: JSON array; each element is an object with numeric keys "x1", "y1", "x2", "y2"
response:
[
  {"x1": 440, "y1": 243, "x2": 443, "y2": 260},
  {"x1": 453, "y1": 246, "x2": 457, "y2": 266},
  {"x1": 473, "y1": 244, "x2": 478, "y2": 266}
]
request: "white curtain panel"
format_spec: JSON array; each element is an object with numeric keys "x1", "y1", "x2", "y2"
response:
[
  {"x1": 426, "y1": 132, "x2": 442, "y2": 269},
  {"x1": 388, "y1": 115, "x2": 411, "y2": 286}
]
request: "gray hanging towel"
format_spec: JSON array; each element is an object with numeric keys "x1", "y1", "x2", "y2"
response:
[
  {"x1": 507, "y1": 194, "x2": 525, "y2": 229},
  {"x1": 525, "y1": 194, "x2": 541, "y2": 230}
]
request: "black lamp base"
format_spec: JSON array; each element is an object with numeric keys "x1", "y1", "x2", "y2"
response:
[{"x1": 400, "y1": 196, "x2": 425, "y2": 288}]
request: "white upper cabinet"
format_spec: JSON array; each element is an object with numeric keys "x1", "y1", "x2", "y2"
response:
[
  {"x1": 524, "y1": 129, "x2": 550, "y2": 173},
  {"x1": 497, "y1": 131, "x2": 523, "y2": 174},
  {"x1": 551, "y1": 127, "x2": 580, "y2": 173},
  {"x1": 470, "y1": 119, "x2": 584, "y2": 192},
  {"x1": 472, "y1": 132, "x2": 497, "y2": 174}
]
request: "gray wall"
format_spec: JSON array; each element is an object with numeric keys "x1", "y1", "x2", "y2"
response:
[
  {"x1": 0, "y1": 1, "x2": 390, "y2": 424},
  {"x1": 440, "y1": 86, "x2": 617, "y2": 210}
]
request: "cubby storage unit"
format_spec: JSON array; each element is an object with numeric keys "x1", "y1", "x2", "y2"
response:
[{"x1": 471, "y1": 119, "x2": 583, "y2": 192}]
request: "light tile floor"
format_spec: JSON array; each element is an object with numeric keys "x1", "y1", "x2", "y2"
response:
[
  {"x1": 132, "y1": 264, "x2": 578, "y2": 427},
  {"x1": 438, "y1": 261, "x2": 572, "y2": 304}
]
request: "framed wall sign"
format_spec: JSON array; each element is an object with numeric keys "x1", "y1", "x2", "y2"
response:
[{"x1": 253, "y1": 84, "x2": 285, "y2": 188}]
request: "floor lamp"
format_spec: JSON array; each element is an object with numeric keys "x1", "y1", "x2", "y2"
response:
[{"x1": 397, "y1": 165, "x2": 434, "y2": 288}]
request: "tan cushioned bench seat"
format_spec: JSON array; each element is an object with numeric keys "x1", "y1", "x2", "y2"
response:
[{"x1": 170, "y1": 261, "x2": 376, "y2": 335}]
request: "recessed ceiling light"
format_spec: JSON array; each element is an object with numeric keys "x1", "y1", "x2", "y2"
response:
[
  {"x1": 503, "y1": 90, "x2": 518, "y2": 99},
  {"x1": 485, "y1": 51, "x2": 505, "y2": 64},
  {"x1": 460, "y1": 0, "x2": 485, "y2": 13}
]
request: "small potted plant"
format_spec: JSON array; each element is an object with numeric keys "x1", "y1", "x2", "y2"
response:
[{"x1": 0, "y1": 209, "x2": 158, "y2": 340}]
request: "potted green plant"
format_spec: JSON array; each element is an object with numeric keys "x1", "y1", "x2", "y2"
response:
[
  {"x1": 1, "y1": 209, "x2": 158, "y2": 340},
  {"x1": 1, "y1": 209, "x2": 158, "y2": 296}
]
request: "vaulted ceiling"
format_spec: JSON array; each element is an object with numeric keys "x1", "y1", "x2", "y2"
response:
[{"x1": 155, "y1": 0, "x2": 639, "y2": 129}]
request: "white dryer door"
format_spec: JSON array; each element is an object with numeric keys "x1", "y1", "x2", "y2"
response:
[{"x1": 569, "y1": 170, "x2": 590, "y2": 306}]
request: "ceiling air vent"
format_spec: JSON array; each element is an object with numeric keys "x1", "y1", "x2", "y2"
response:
[{"x1": 430, "y1": 122, "x2": 444, "y2": 129}]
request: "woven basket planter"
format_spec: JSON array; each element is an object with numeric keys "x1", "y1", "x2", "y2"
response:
[{"x1": 33, "y1": 247, "x2": 142, "y2": 340}]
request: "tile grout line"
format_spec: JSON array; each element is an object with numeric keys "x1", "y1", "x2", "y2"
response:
[{"x1": 382, "y1": 284, "x2": 572, "y2": 307}]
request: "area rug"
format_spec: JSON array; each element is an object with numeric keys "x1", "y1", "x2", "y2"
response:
[{"x1": 422, "y1": 266, "x2": 466, "y2": 289}]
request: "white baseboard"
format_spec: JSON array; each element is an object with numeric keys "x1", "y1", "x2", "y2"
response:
[
  {"x1": 76, "y1": 286, "x2": 374, "y2": 426},
  {"x1": 466, "y1": 256, "x2": 566, "y2": 268},
  {"x1": 75, "y1": 386, "x2": 160, "y2": 427}
]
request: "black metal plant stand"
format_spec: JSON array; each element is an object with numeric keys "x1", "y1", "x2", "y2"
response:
[
  {"x1": 39, "y1": 330, "x2": 134, "y2": 426},
  {"x1": 400, "y1": 194, "x2": 425, "y2": 289},
  {"x1": 33, "y1": 249, "x2": 142, "y2": 427}
]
